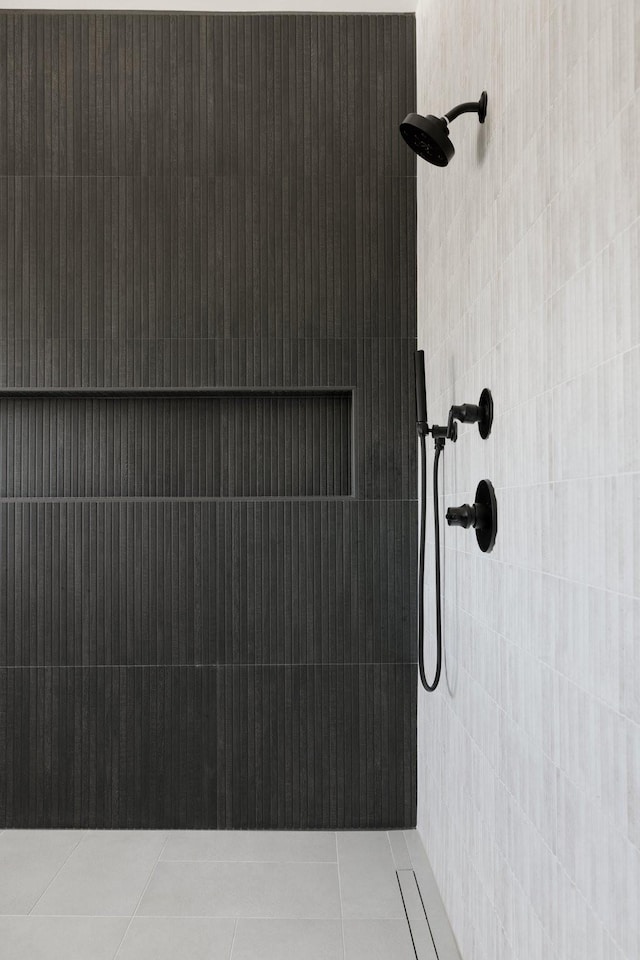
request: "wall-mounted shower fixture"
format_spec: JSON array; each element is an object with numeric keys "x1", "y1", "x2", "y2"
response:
[
  {"x1": 414, "y1": 350, "x2": 451, "y2": 442},
  {"x1": 415, "y1": 353, "x2": 493, "y2": 444},
  {"x1": 400, "y1": 92, "x2": 487, "y2": 166},
  {"x1": 446, "y1": 479, "x2": 498, "y2": 553},
  {"x1": 414, "y1": 350, "x2": 495, "y2": 692},
  {"x1": 447, "y1": 388, "x2": 493, "y2": 439}
]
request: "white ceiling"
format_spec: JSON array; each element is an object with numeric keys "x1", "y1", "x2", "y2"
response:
[{"x1": 0, "y1": 1, "x2": 416, "y2": 11}]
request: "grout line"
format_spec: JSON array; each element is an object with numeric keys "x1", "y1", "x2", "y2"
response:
[
  {"x1": 0, "y1": 334, "x2": 419, "y2": 340},
  {"x1": 334, "y1": 833, "x2": 346, "y2": 960},
  {"x1": 0, "y1": 387, "x2": 356, "y2": 394},
  {"x1": 27, "y1": 831, "x2": 87, "y2": 916},
  {"x1": 385, "y1": 830, "x2": 397, "y2": 869},
  {"x1": 472, "y1": 468, "x2": 640, "y2": 490},
  {"x1": 0, "y1": 663, "x2": 418, "y2": 670},
  {"x1": 435, "y1": 547, "x2": 640, "y2": 605},
  {"x1": 0, "y1": 912, "x2": 367, "y2": 920},
  {"x1": 402, "y1": 832, "x2": 414, "y2": 871},
  {"x1": 107, "y1": 913, "x2": 350, "y2": 920},
  {"x1": 159, "y1": 858, "x2": 339, "y2": 864},
  {"x1": 112, "y1": 834, "x2": 169, "y2": 959},
  {"x1": 228, "y1": 918, "x2": 238, "y2": 960},
  {"x1": 0, "y1": 497, "x2": 361, "y2": 504},
  {"x1": 0, "y1": 497, "x2": 413, "y2": 503},
  {"x1": 0, "y1": 913, "x2": 136, "y2": 919}
]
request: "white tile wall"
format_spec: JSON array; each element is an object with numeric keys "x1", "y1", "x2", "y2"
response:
[{"x1": 414, "y1": 2, "x2": 640, "y2": 959}]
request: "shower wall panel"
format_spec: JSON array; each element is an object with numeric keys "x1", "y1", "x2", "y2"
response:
[
  {"x1": 415, "y1": 2, "x2": 640, "y2": 957},
  {"x1": 0, "y1": 12, "x2": 417, "y2": 828}
]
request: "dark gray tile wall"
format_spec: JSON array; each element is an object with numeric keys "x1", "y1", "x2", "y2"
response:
[
  {"x1": 0, "y1": 12, "x2": 417, "y2": 828},
  {"x1": 0, "y1": 393, "x2": 353, "y2": 497}
]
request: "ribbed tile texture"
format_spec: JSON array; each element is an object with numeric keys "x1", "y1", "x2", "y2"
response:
[
  {"x1": 0, "y1": 665, "x2": 416, "y2": 828},
  {"x1": 0, "y1": 14, "x2": 414, "y2": 180},
  {"x1": 0, "y1": 174, "x2": 414, "y2": 339},
  {"x1": 0, "y1": 339, "x2": 415, "y2": 501},
  {"x1": 0, "y1": 13, "x2": 415, "y2": 339},
  {"x1": 0, "y1": 394, "x2": 352, "y2": 497},
  {"x1": 0, "y1": 12, "x2": 417, "y2": 829},
  {"x1": 0, "y1": 501, "x2": 415, "y2": 667}
]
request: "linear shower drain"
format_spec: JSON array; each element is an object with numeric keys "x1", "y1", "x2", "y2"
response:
[{"x1": 396, "y1": 869, "x2": 439, "y2": 960}]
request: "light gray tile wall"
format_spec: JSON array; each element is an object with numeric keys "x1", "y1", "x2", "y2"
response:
[{"x1": 415, "y1": 2, "x2": 640, "y2": 959}]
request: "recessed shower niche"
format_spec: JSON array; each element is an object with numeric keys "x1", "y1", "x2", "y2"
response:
[{"x1": 0, "y1": 388, "x2": 353, "y2": 499}]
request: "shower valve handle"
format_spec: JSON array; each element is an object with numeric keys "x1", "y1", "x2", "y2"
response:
[
  {"x1": 447, "y1": 388, "x2": 493, "y2": 440},
  {"x1": 445, "y1": 503, "x2": 477, "y2": 529},
  {"x1": 446, "y1": 480, "x2": 498, "y2": 554},
  {"x1": 449, "y1": 403, "x2": 481, "y2": 424}
]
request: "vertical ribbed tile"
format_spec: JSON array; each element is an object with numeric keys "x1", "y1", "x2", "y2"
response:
[
  {"x1": 0, "y1": 394, "x2": 353, "y2": 498},
  {"x1": 0, "y1": 24, "x2": 413, "y2": 338},
  {"x1": 0, "y1": 11, "x2": 416, "y2": 829}
]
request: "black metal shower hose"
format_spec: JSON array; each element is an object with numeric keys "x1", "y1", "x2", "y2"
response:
[{"x1": 417, "y1": 433, "x2": 444, "y2": 691}]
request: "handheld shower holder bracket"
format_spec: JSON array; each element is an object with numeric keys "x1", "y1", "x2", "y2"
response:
[{"x1": 430, "y1": 423, "x2": 452, "y2": 442}]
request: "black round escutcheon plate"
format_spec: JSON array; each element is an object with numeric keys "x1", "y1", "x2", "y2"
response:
[{"x1": 475, "y1": 479, "x2": 497, "y2": 553}]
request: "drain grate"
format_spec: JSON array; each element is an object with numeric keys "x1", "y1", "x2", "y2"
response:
[{"x1": 397, "y1": 869, "x2": 439, "y2": 960}]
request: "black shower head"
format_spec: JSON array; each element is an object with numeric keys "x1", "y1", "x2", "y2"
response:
[
  {"x1": 400, "y1": 92, "x2": 487, "y2": 166},
  {"x1": 400, "y1": 114, "x2": 454, "y2": 166}
]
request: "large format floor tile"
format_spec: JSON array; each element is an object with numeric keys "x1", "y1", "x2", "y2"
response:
[
  {"x1": 0, "y1": 917, "x2": 128, "y2": 960},
  {"x1": 161, "y1": 830, "x2": 337, "y2": 863},
  {"x1": 0, "y1": 831, "x2": 84, "y2": 915},
  {"x1": 231, "y1": 919, "x2": 343, "y2": 960},
  {"x1": 138, "y1": 861, "x2": 342, "y2": 919},
  {"x1": 343, "y1": 920, "x2": 416, "y2": 960},
  {"x1": 116, "y1": 917, "x2": 236, "y2": 960},
  {"x1": 32, "y1": 832, "x2": 167, "y2": 917},
  {"x1": 337, "y1": 832, "x2": 405, "y2": 919},
  {"x1": 0, "y1": 830, "x2": 434, "y2": 960}
]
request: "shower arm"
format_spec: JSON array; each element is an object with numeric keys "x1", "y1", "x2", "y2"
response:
[
  {"x1": 444, "y1": 102, "x2": 481, "y2": 123},
  {"x1": 443, "y1": 92, "x2": 488, "y2": 125}
]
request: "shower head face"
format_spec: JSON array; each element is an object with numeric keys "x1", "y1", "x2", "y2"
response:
[{"x1": 399, "y1": 113, "x2": 454, "y2": 166}]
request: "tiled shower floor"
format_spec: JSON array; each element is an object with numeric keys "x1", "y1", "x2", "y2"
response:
[{"x1": 0, "y1": 829, "x2": 423, "y2": 959}]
